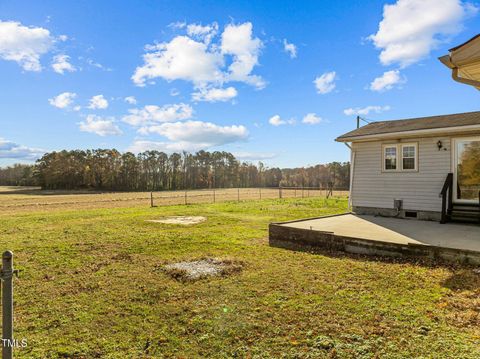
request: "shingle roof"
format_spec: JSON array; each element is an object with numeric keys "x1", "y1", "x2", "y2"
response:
[
  {"x1": 336, "y1": 111, "x2": 480, "y2": 141},
  {"x1": 449, "y1": 33, "x2": 480, "y2": 52}
]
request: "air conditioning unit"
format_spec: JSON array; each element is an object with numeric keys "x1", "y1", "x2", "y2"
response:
[{"x1": 394, "y1": 199, "x2": 403, "y2": 211}]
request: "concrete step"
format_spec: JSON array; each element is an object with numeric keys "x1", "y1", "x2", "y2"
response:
[
  {"x1": 451, "y1": 210, "x2": 480, "y2": 216},
  {"x1": 453, "y1": 205, "x2": 480, "y2": 209},
  {"x1": 450, "y1": 210, "x2": 480, "y2": 223},
  {"x1": 450, "y1": 217, "x2": 480, "y2": 224},
  {"x1": 453, "y1": 202, "x2": 480, "y2": 209},
  {"x1": 451, "y1": 210, "x2": 480, "y2": 217}
]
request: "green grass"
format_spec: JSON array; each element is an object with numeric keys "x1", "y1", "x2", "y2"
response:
[{"x1": 1, "y1": 197, "x2": 479, "y2": 358}]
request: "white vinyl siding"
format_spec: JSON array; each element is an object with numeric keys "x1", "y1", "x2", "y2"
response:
[{"x1": 351, "y1": 137, "x2": 451, "y2": 212}]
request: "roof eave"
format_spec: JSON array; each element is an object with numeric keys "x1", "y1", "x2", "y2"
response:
[
  {"x1": 439, "y1": 54, "x2": 454, "y2": 69},
  {"x1": 336, "y1": 123, "x2": 480, "y2": 142}
]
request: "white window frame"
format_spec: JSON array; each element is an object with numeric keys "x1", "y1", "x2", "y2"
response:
[
  {"x1": 382, "y1": 144, "x2": 398, "y2": 172},
  {"x1": 400, "y1": 143, "x2": 418, "y2": 171},
  {"x1": 382, "y1": 142, "x2": 418, "y2": 172}
]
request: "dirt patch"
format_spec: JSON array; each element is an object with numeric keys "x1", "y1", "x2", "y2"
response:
[
  {"x1": 163, "y1": 258, "x2": 242, "y2": 281},
  {"x1": 146, "y1": 216, "x2": 207, "y2": 225}
]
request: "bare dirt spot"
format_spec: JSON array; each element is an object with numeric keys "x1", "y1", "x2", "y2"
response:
[
  {"x1": 163, "y1": 258, "x2": 243, "y2": 281},
  {"x1": 146, "y1": 216, "x2": 207, "y2": 225}
]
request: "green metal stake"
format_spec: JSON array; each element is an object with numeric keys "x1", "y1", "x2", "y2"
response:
[{"x1": 2, "y1": 251, "x2": 14, "y2": 359}]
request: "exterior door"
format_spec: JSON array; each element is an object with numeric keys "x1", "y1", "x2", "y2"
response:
[{"x1": 453, "y1": 137, "x2": 480, "y2": 203}]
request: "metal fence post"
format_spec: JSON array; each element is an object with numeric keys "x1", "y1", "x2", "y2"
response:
[
  {"x1": 150, "y1": 192, "x2": 154, "y2": 207},
  {"x1": 2, "y1": 251, "x2": 14, "y2": 359}
]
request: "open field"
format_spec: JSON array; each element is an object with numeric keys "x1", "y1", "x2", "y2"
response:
[
  {"x1": 1, "y1": 190, "x2": 479, "y2": 358},
  {"x1": 0, "y1": 186, "x2": 348, "y2": 213}
]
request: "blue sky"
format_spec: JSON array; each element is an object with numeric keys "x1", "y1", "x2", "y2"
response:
[{"x1": 1, "y1": 0, "x2": 479, "y2": 167}]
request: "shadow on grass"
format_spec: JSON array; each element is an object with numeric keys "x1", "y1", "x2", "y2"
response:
[
  {"x1": 270, "y1": 239, "x2": 480, "y2": 284},
  {"x1": 441, "y1": 269, "x2": 480, "y2": 291}
]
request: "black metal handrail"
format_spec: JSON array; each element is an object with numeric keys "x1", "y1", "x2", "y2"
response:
[{"x1": 440, "y1": 173, "x2": 453, "y2": 224}]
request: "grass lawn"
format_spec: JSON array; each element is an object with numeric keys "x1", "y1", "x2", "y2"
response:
[{"x1": 1, "y1": 196, "x2": 479, "y2": 358}]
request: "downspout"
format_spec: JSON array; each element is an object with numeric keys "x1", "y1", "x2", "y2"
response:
[{"x1": 344, "y1": 142, "x2": 355, "y2": 212}]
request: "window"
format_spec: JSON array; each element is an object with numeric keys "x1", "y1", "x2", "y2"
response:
[
  {"x1": 384, "y1": 146, "x2": 397, "y2": 170},
  {"x1": 382, "y1": 143, "x2": 418, "y2": 172},
  {"x1": 402, "y1": 145, "x2": 416, "y2": 170}
]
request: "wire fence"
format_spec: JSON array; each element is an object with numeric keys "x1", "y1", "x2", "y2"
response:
[
  {"x1": 0, "y1": 186, "x2": 349, "y2": 212},
  {"x1": 150, "y1": 187, "x2": 349, "y2": 207}
]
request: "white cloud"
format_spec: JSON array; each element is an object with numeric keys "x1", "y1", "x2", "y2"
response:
[
  {"x1": 128, "y1": 140, "x2": 208, "y2": 153},
  {"x1": 314, "y1": 71, "x2": 336, "y2": 94},
  {"x1": 0, "y1": 138, "x2": 45, "y2": 160},
  {"x1": 127, "y1": 140, "x2": 192, "y2": 153},
  {"x1": 302, "y1": 113, "x2": 323, "y2": 125},
  {"x1": 269, "y1": 115, "x2": 295, "y2": 126},
  {"x1": 269, "y1": 115, "x2": 283, "y2": 126},
  {"x1": 48, "y1": 92, "x2": 77, "y2": 109},
  {"x1": 234, "y1": 151, "x2": 277, "y2": 161},
  {"x1": 86, "y1": 58, "x2": 112, "y2": 71},
  {"x1": 344, "y1": 105, "x2": 391, "y2": 116},
  {"x1": 128, "y1": 120, "x2": 249, "y2": 153},
  {"x1": 369, "y1": 70, "x2": 405, "y2": 92},
  {"x1": 132, "y1": 22, "x2": 264, "y2": 90},
  {"x1": 0, "y1": 21, "x2": 55, "y2": 71},
  {"x1": 192, "y1": 86, "x2": 237, "y2": 102},
  {"x1": 51, "y1": 54, "x2": 76, "y2": 74},
  {"x1": 369, "y1": 0, "x2": 477, "y2": 67},
  {"x1": 283, "y1": 39, "x2": 297, "y2": 58},
  {"x1": 221, "y1": 22, "x2": 265, "y2": 88},
  {"x1": 137, "y1": 120, "x2": 248, "y2": 146},
  {"x1": 132, "y1": 35, "x2": 224, "y2": 87},
  {"x1": 78, "y1": 115, "x2": 122, "y2": 136},
  {"x1": 122, "y1": 103, "x2": 193, "y2": 126},
  {"x1": 168, "y1": 21, "x2": 187, "y2": 30},
  {"x1": 88, "y1": 94, "x2": 109, "y2": 110},
  {"x1": 186, "y1": 22, "x2": 218, "y2": 44},
  {"x1": 124, "y1": 96, "x2": 137, "y2": 105},
  {"x1": 170, "y1": 88, "x2": 180, "y2": 96}
]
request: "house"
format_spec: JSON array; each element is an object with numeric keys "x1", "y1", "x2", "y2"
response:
[
  {"x1": 269, "y1": 37, "x2": 480, "y2": 263},
  {"x1": 335, "y1": 111, "x2": 480, "y2": 223}
]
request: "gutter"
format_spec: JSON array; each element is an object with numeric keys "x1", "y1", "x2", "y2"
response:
[
  {"x1": 439, "y1": 54, "x2": 480, "y2": 89},
  {"x1": 452, "y1": 67, "x2": 480, "y2": 88},
  {"x1": 335, "y1": 123, "x2": 480, "y2": 142}
]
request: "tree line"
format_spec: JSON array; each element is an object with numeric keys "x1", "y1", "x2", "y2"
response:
[{"x1": 0, "y1": 149, "x2": 350, "y2": 191}]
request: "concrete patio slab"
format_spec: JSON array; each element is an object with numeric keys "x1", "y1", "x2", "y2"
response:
[{"x1": 269, "y1": 213, "x2": 480, "y2": 264}]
